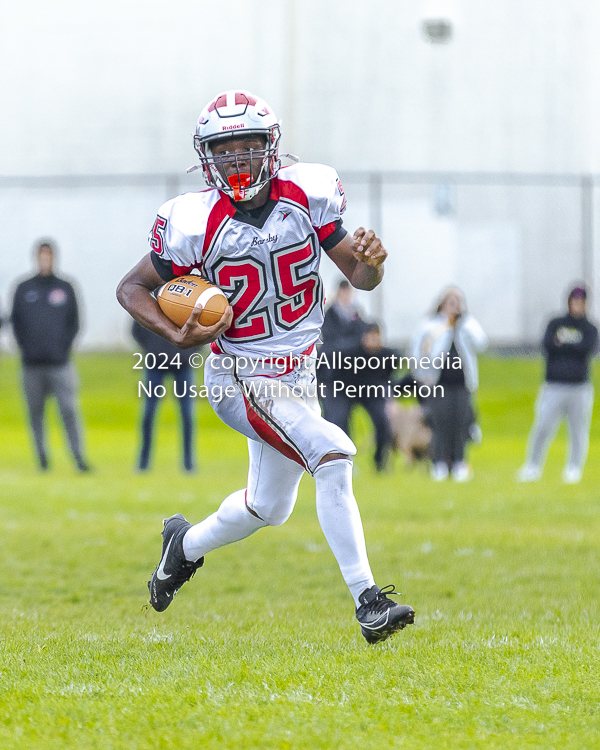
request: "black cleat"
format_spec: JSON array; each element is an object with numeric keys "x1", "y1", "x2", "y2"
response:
[
  {"x1": 356, "y1": 585, "x2": 415, "y2": 644},
  {"x1": 148, "y1": 513, "x2": 203, "y2": 612}
]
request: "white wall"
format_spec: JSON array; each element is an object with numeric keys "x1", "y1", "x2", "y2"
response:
[
  {"x1": 1, "y1": 0, "x2": 598, "y2": 347},
  {"x1": 2, "y1": 0, "x2": 597, "y2": 175}
]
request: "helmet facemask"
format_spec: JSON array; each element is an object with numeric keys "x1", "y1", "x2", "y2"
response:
[{"x1": 194, "y1": 126, "x2": 281, "y2": 202}]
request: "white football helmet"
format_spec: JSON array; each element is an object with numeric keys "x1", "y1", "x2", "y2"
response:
[{"x1": 191, "y1": 90, "x2": 281, "y2": 202}]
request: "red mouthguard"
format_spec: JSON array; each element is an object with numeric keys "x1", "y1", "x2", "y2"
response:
[{"x1": 228, "y1": 173, "x2": 252, "y2": 201}]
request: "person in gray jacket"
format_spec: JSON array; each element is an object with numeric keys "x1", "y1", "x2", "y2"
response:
[{"x1": 411, "y1": 287, "x2": 487, "y2": 481}]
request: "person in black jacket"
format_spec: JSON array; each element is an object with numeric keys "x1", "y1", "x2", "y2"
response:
[
  {"x1": 518, "y1": 285, "x2": 598, "y2": 484},
  {"x1": 11, "y1": 241, "x2": 89, "y2": 471},
  {"x1": 132, "y1": 321, "x2": 198, "y2": 472},
  {"x1": 331, "y1": 323, "x2": 397, "y2": 471},
  {"x1": 318, "y1": 279, "x2": 368, "y2": 424}
]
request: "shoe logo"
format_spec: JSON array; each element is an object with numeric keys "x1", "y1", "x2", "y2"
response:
[
  {"x1": 362, "y1": 611, "x2": 390, "y2": 630},
  {"x1": 156, "y1": 537, "x2": 174, "y2": 580}
]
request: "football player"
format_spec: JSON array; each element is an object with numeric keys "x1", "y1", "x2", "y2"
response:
[{"x1": 117, "y1": 90, "x2": 414, "y2": 643}]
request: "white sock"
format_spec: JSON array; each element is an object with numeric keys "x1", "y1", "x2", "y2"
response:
[
  {"x1": 182, "y1": 489, "x2": 267, "y2": 562},
  {"x1": 314, "y1": 459, "x2": 375, "y2": 607}
]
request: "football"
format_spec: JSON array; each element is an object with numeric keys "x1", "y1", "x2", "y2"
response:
[{"x1": 156, "y1": 275, "x2": 229, "y2": 327}]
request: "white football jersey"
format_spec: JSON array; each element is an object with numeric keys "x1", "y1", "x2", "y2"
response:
[{"x1": 149, "y1": 162, "x2": 347, "y2": 358}]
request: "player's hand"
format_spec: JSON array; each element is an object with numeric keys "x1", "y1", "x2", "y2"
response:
[
  {"x1": 173, "y1": 303, "x2": 234, "y2": 349},
  {"x1": 351, "y1": 228, "x2": 387, "y2": 268}
]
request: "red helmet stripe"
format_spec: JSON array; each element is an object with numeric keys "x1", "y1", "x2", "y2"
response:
[
  {"x1": 208, "y1": 94, "x2": 228, "y2": 112},
  {"x1": 235, "y1": 92, "x2": 257, "y2": 106}
]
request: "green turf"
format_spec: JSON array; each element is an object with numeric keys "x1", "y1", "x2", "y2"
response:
[{"x1": 0, "y1": 352, "x2": 599, "y2": 749}]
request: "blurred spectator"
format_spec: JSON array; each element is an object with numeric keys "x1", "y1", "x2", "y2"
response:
[
  {"x1": 10, "y1": 240, "x2": 90, "y2": 472},
  {"x1": 518, "y1": 285, "x2": 598, "y2": 484},
  {"x1": 411, "y1": 287, "x2": 487, "y2": 482},
  {"x1": 329, "y1": 323, "x2": 397, "y2": 472},
  {"x1": 132, "y1": 321, "x2": 198, "y2": 473},
  {"x1": 318, "y1": 279, "x2": 368, "y2": 423}
]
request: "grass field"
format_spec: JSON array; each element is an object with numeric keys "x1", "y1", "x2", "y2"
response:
[{"x1": 0, "y1": 352, "x2": 599, "y2": 749}]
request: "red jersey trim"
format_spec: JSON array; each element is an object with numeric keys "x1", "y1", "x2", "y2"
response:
[
  {"x1": 202, "y1": 193, "x2": 237, "y2": 260},
  {"x1": 172, "y1": 261, "x2": 202, "y2": 276},
  {"x1": 315, "y1": 221, "x2": 336, "y2": 244},
  {"x1": 271, "y1": 176, "x2": 310, "y2": 216}
]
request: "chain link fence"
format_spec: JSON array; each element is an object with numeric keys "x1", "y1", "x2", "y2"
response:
[{"x1": 0, "y1": 171, "x2": 595, "y2": 350}]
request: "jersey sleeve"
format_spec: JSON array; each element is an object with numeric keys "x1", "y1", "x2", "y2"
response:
[
  {"x1": 281, "y1": 163, "x2": 348, "y2": 251},
  {"x1": 308, "y1": 165, "x2": 347, "y2": 251},
  {"x1": 148, "y1": 195, "x2": 207, "y2": 280}
]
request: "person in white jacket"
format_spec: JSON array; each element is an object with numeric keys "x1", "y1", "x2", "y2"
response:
[{"x1": 411, "y1": 287, "x2": 488, "y2": 481}]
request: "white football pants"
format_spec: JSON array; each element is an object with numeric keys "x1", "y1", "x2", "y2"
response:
[{"x1": 182, "y1": 353, "x2": 375, "y2": 604}]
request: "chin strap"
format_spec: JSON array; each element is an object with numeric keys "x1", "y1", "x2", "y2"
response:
[{"x1": 227, "y1": 173, "x2": 252, "y2": 201}]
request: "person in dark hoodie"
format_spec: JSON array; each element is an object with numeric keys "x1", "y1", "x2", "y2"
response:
[
  {"x1": 11, "y1": 240, "x2": 90, "y2": 472},
  {"x1": 518, "y1": 285, "x2": 598, "y2": 484}
]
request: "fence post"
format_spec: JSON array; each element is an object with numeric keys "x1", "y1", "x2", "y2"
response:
[
  {"x1": 284, "y1": 0, "x2": 298, "y2": 155},
  {"x1": 369, "y1": 171, "x2": 384, "y2": 324},
  {"x1": 581, "y1": 174, "x2": 593, "y2": 290}
]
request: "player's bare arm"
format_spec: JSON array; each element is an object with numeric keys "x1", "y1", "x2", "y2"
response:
[
  {"x1": 116, "y1": 254, "x2": 233, "y2": 349},
  {"x1": 326, "y1": 228, "x2": 387, "y2": 290}
]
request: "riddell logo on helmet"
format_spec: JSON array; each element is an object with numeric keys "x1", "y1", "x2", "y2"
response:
[{"x1": 222, "y1": 124, "x2": 246, "y2": 131}]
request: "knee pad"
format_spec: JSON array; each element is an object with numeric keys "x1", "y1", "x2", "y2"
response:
[
  {"x1": 246, "y1": 475, "x2": 301, "y2": 526},
  {"x1": 249, "y1": 491, "x2": 298, "y2": 527}
]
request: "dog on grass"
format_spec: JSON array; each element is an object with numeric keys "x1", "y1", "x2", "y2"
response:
[{"x1": 386, "y1": 400, "x2": 432, "y2": 466}]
